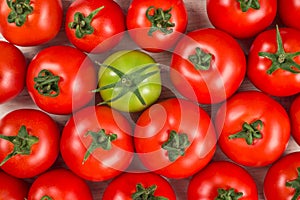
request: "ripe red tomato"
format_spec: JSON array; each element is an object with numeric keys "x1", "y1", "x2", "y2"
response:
[
  {"x1": 134, "y1": 98, "x2": 216, "y2": 179},
  {"x1": 264, "y1": 151, "x2": 300, "y2": 200},
  {"x1": 188, "y1": 161, "x2": 258, "y2": 200},
  {"x1": 60, "y1": 105, "x2": 134, "y2": 181},
  {"x1": 0, "y1": 0, "x2": 63, "y2": 46},
  {"x1": 0, "y1": 109, "x2": 60, "y2": 178},
  {"x1": 214, "y1": 91, "x2": 290, "y2": 167},
  {"x1": 206, "y1": 0, "x2": 277, "y2": 39},
  {"x1": 27, "y1": 168, "x2": 93, "y2": 200},
  {"x1": 0, "y1": 41, "x2": 26, "y2": 104},
  {"x1": 102, "y1": 172, "x2": 176, "y2": 200},
  {"x1": 126, "y1": 0, "x2": 188, "y2": 52},
  {"x1": 170, "y1": 28, "x2": 246, "y2": 104},
  {"x1": 26, "y1": 45, "x2": 97, "y2": 115},
  {"x1": 247, "y1": 26, "x2": 300, "y2": 97},
  {"x1": 0, "y1": 171, "x2": 29, "y2": 199},
  {"x1": 279, "y1": 0, "x2": 300, "y2": 30},
  {"x1": 289, "y1": 94, "x2": 300, "y2": 146},
  {"x1": 65, "y1": 0, "x2": 125, "y2": 53}
]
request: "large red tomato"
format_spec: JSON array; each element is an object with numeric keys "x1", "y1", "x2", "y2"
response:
[
  {"x1": 279, "y1": 0, "x2": 300, "y2": 30},
  {"x1": 0, "y1": 0, "x2": 63, "y2": 46},
  {"x1": 289, "y1": 94, "x2": 300, "y2": 146},
  {"x1": 0, "y1": 171, "x2": 29, "y2": 199}
]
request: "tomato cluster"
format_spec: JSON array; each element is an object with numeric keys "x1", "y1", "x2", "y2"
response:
[{"x1": 1, "y1": 0, "x2": 300, "y2": 199}]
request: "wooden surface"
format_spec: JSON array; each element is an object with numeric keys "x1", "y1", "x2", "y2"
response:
[{"x1": 0, "y1": 0, "x2": 298, "y2": 199}]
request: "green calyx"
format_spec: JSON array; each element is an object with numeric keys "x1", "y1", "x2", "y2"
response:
[
  {"x1": 0, "y1": 125, "x2": 39, "y2": 166},
  {"x1": 131, "y1": 183, "x2": 168, "y2": 200},
  {"x1": 215, "y1": 188, "x2": 243, "y2": 200},
  {"x1": 94, "y1": 62, "x2": 159, "y2": 106},
  {"x1": 34, "y1": 69, "x2": 60, "y2": 97},
  {"x1": 188, "y1": 47, "x2": 212, "y2": 70},
  {"x1": 162, "y1": 130, "x2": 190, "y2": 162},
  {"x1": 146, "y1": 6, "x2": 175, "y2": 36},
  {"x1": 6, "y1": 0, "x2": 33, "y2": 26},
  {"x1": 259, "y1": 25, "x2": 300, "y2": 74},
  {"x1": 82, "y1": 129, "x2": 117, "y2": 164},
  {"x1": 228, "y1": 119, "x2": 263, "y2": 145},
  {"x1": 69, "y1": 6, "x2": 104, "y2": 38},
  {"x1": 41, "y1": 196, "x2": 53, "y2": 200},
  {"x1": 237, "y1": 0, "x2": 260, "y2": 12},
  {"x1": 286, "y1": 167, "x2": 300, "y2": 200}
]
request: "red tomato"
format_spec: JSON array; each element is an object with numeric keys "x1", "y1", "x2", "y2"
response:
[
  {"x1": 289, "y1": 94, "x2": 300, "y2": 146},
  {"x1": 264, "y1": 151, "x2": 300, "y2": 200},
  {"x1": 247, "y1": 26, "x2": 300, "y2": 97},
  {"x1": 126, "y1": 0, "x2": 188, "y2": 52},
  {"x1": 214, "y1": 91, "x2": 290, "y2": 167},
  {"x1": 134, "y1": 98, "x2": 216, "y2": 179},
  {"x1": 27, "y1": 168, "x2": 93, "y2": 200},
  {"x1": 0, "y1": 0, "x2": 62, "y2": 46},
  {"x1": 0, "y1": 41, "x2": 26, "y2": 104},
  {"x1": 0, "y1": 109, "x2": 60, "y2": 178},
  {"x1": 65, "y1": 0, "x2": 125, "y2": 53},
  {"x1": 60, "y1": 105, "x2": 134, "y2": 181},
  {"x1": 170, "y1": 28, "x2": 246, "y2": 104},
  {"x1": 188, "y1": 161, "x2": 258, "y2": 200},
  {"x1": 206, "y1": 0, "x2": 277, "y2": 39},
  {"x1": 279, "y1": 0, "x2": 300, "y2": 30},
  {"x1": 0, "y1": 171, "x2": 29, "y2": 199},
  {"x1": 102, "y1": 172, "x2": 176, "y2": 200},
  {"x1": 26, "y1": 45, "x2": 97, "y2": 115}
]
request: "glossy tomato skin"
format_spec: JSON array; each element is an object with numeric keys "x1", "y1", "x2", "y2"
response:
[
  {"x1": 289, "y1": 95, "x2": 300, "y2": 145},
  {"x1": 188, "y1": 161, "x2": 258, "y2": 200},
  {"x1": 207, "y1": 0, "x2": 277, "y2": 39},
  {"x1": 247, "y1": 27, "x2": 300, "y2": 97},
  {"x1": 0, "y1": 0, "x2": 62, "y2": 46},
  {"x1": 0, "y1": 41, "x2": 26, "y2": 104},
  {"x1": 170, "y1": 28, "x2": 246, "y2": 104},
  {"x1": 26, "y1": 45, "x2": 97, "y2": 115},
  {"x1": 264, "y1": 152, "x2": 300, "y2": 200},
  {"x1": 0, "y1": 171, "x2": 29, "y2": 199},
  {"x1": 214, "y1": 91, "x2": 290, "y2": 167},
  {"x1": 126, "y1": 0, "x2": 188, "y2": 52},
  {"x1": 0, "y1": 109, "x2": 60, "y2": 178},
  {"x1": 102, "y1": 172, "x2": 176, "y2": 200},
  {"x1": 65, "y1": 0, "x2": 125, "y2": 53},
  {"x1": 134, "y1": 98, "x2": 216, "y2": 179},
  {"x1": 60, "y1": 105, "x2": 134, "y2": 181},
  {"x1": 27, "y1": 168, "x2": 93, "y2": 200},
  {"x1": 279, "y1": 0, "x2": 300, "y2": 30}
]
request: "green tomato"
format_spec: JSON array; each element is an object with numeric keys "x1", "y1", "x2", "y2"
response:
[{"x1": 97, "y1": 50, "x2": 162, "y2": 112}]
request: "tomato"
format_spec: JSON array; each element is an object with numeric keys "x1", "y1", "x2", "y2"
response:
[
  {"x1": 264, "y1": 151, "x2": 300, "y2": 200},
  {"x1": 0, "y1": 0, "x2": 62, "y2": 46},
  {"x1": 27, "y1": 168, "x2": 93, "y2": 200},
  {"x1": 0, "y1": 41, "x2": 26, "y2": 104},
  {"x1": 134, "y1": 98, "x2": 216, "y2": 179},
  {"x1": 102, "y1": 172, "x2": 176, "y2": 200},
  {"x1": 279, "y1": 0, "x2": 300, "y2": 30},
  {"x1": 0, "y1": 171, "x2": 29, "y2": 199},
  {"x1": 0, "y1": 109, "x2": 60, "y2": 178},
  {"x1": 247, "y1": 26, "x2": 300, "y2": 97},
  {"x1": 289, "y1": 94, "x2": 300, "y2": 146},
  {"x1": 65, "y1": 0, "x2": 125, "y2": 53},
  {"x1": 206, "y1": 0, "x2": 277, "y2": 39},
  {"x1": 60, "y1": 105, "x2": 134, "y2": 181},
  {"x1": 26, "y1": 45, "x2": 97, "y2": 115},
  {"x1": 214, "y1": 91, "x2": 290, "y2": 167},
  {"x1": 96, "y1": 50, "x2": 161, "y2": 112},
  {"x1": 188, "y1": 161, "x2": 258, "y2": 200},
  {"x1": 170, "y1": 28, "x2": 246, "y2": 104},
  {"x1": 126, "y1": 0, "x2": 188, "y2": 52}
]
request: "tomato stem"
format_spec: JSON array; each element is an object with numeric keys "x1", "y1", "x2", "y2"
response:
[
  {"x1": 131, "y1": 183, "x2": 168, "y2": 200},
  {"x1": 188, "y1": 47, "x2": 212, "y2": 70},
  {"x1": 0, "y1": 125, "x2": 39, "y2": 166},
  {"x1": 146, "y1": 6, "x2": 175, "y2": 36},
  {"x1": 237, "y1": 0, "x2": 260, "y2": 12},
  {"x1": 215, "y1": 188, "x2": 243, "y2": 200},
  {"x1": 6, "y1": 0, "x2": 33, "y2": 26},
  {"x1": 69, "y1": 6, "x2": 105, "y2": 39},
  {"x1": 82, "y1": 129, "x2": 117, "y2": 164},
  {"x1": 41, "y1": 196, "x2": 53, "y2": 200},
  {"x1": 161, "y1": 130, "x2": 190, "y2": 162},
  {"x1": 259, "y1": 25, "x2": 300, "y2": 74},
  {"x1": 286, "y1": 167, "x2": 300, "y2": 200},
  {"x1": 34, "y1": 69, "x2": 60, "y2": 97},
  {"x1": 228, "y1": 119, "x2": 263, "y2": 145}
]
